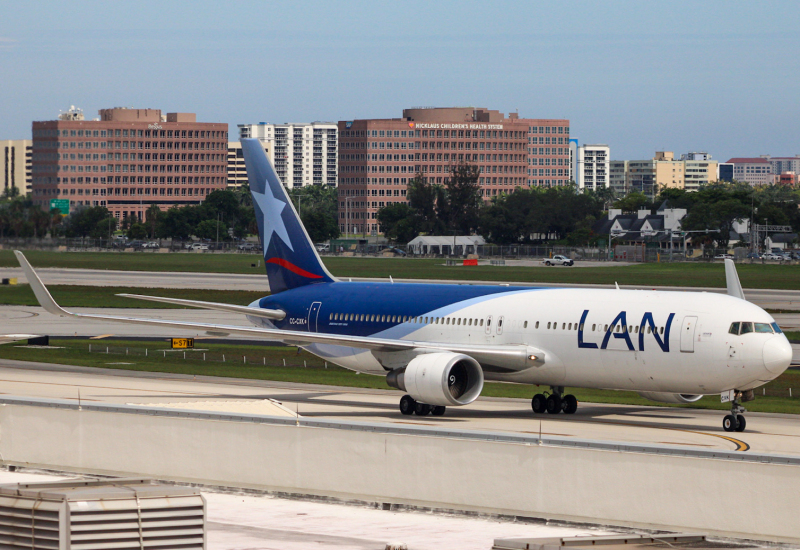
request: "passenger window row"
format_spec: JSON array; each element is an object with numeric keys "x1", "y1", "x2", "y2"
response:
[
  {"x1": 728, "y1": 322, "x2": 781, "y2": 335},
  {"x1": 329, "y1": 313, "x2": 486, "y2": 327},
  {"x1": 327, "y1": 313, "x2": 667, "y2": 335}
]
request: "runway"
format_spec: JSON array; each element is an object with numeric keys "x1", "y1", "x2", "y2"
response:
[{"x1": 1, "y1": 358, "x2": 799, "y2": 457}]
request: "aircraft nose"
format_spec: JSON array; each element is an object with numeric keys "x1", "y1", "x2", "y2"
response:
[{"x1": 763, "y1": 336, "x2": 793, "y2": 375}]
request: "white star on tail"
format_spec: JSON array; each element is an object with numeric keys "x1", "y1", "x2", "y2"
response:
[{"x1": 252, "y1": 181, "x2": 294, "y2": 252}]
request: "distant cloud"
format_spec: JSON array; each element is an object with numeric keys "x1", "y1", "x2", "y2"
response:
[{"x1": 0, "y1": 37, "x2": 18, "y2": 49}]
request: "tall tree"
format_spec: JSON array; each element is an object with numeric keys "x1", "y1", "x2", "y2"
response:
[
  {"x1": 406, "y1": 175, "x2": 445, "y2": 234},
  {"x1": 377, "y1": 203, "x2": 421, "y2": 243},
  {"x1": 444, "y1": 164, "x2": 482, "y2": 234}
]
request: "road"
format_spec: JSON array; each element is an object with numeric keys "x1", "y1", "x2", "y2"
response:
[{"x1": 0, "y1": 358, "x2": 799, "y2": 457}]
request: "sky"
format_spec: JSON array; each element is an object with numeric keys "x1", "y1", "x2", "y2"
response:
[{"x1": 1, "y1": 0, "x2": 799, "y2": 161}]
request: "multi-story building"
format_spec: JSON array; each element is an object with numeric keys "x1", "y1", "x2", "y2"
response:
[
  {"x1": 337, "y1": 107, "x2": 570, "y2": 234},
  {"x1": 609, "y1": 160, "x2": 628, "y2": 196},
  {"x1": 1, "y1": 139, "x2": 32, "y2": 195},
  {"x1": 763, "y1": 155, "x2": 800, "y2": 175},
  {"x1": 226, "y1": 141, "x2": 271, "y2": 189},
  {"x1": 31, "y1": 107, "x2": 228, "y2": 219},
  {"x1": 572, "y1": 143, "x2": 609, "y2": 191},
  {"x1": 779, "y1": 172, "x2": 797, "y2": 186},
  {"x1": 611, "y1": 152, "x2": 717, "y2": 197},
  {"x1": 718, "y1": 162, "x2": 734, "y2": 181},
  {"x1": 725, "y1": 157, "x2": 772, "y2": 186},
  {"x1": 238, "y1": 122, "x2": 337, "y2": 188}
]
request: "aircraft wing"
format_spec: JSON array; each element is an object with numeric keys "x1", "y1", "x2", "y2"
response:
[
  {"x1": 116, "y1": 293, "x2": 286, "y2": 320},
  {"x1": 15, "y1": 251, "x2": 540, "y2": 370}
]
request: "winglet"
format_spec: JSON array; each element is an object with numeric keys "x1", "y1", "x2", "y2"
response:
[
  {"x1": 724, "y1": 259, "x2": 745, "y2": 300},
  {"x1": 13, "y1": 251, "x2": 71, "y2": 317}
]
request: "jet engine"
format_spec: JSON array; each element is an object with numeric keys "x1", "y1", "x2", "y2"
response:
[
  {"x1": 637, "y1": 391, "x2": 703, "y2": 404},
  {"x1": 386, "y1": 352, "x2": 484, "y2": 406}
]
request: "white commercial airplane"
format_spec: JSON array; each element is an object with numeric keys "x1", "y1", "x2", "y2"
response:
[{"x1": 14, "y1": 139, "x2": 793, "y2": 433}]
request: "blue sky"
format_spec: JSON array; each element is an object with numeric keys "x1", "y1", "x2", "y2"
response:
[{"x1": 1, "y1": 1, "x2": 798, "y2": 160}]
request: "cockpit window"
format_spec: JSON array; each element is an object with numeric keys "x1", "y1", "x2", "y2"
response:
[
  {"x1": 729, "y1": 322, "x2": 740, "y2": 335},
  {"x1": 739, "y1": 322, "x2": 754, "y2": 335},
  {"x1": 754, "y1": 323, "x2": 773, "y2": 333},
  {"x1": 771, "y1": 322, "x2": 783, "y2": 334}
]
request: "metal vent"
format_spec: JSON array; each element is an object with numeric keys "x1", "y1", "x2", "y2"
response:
[{"x1": 0, "y1": 478, "x2": 205, "y2": 550}]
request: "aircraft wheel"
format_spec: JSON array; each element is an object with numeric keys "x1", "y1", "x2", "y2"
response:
[
  {"x1": 414, "y1": 402, "x2": 432, "y2": 416},
  {"x1": 722, "y1": 414, "x2": 737, "y2": 432},
  {"x1": 735, "y1": 415, "x2": 746, "y2": 432},
  {"x1": 545, "y1": 394, "x2": 562, "y2": 414},
  {"x1": 399, "y1": 395, "x2": 416, "y2": 416},
  {"x1": 531, "y1": 393, "x2": 546, "y2": 414},
  {"x1": 431, "y1": 405, "x2": 446, "y2": 416},
  {"x1": 563, "y1": 394, "x2": 578, "y2": 414}
]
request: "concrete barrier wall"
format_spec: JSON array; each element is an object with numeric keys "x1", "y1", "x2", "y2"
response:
[{"x1": 1, "y1": 403, "x2": 798, "y2": 543}]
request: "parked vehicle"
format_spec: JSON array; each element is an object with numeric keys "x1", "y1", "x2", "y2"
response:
[
  {"x1": 142, "y1": 241, "x2": 160, "y2": 249},
  {"x1": 764, "y1": 253, "x2": 788, "y2": 261},
  {"x1": 543, "y1": 255, "x2": 574, "y2": 266},
  {"x1": 315, "y1": 243, "x2": 330, "y2": 253},
  {"x1": 745, "y1": 252, "x2": 762, "y2": 260},
  {"x1": 238, "y1": 242, "x2": 259, "y2": 251},
  {"x1": 714, "y1": 254, "x2": 734, "y2": 260},
  {"x1": 190, "y1": 243, "x2": 209, "y2": 251}
]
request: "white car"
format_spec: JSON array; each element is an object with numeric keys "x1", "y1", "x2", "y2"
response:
[
  {"x1": 543, "y1": 255, "x2": 574, "y2": 266},
  {"x1": 714, "y1": 254, "x2": 734, "y2": 260},
  {"x1": 190, "y1": 243, "x2": 209, "y2": 251},
  {"x1": 764, "y1": 253, "x2": 789, "y2": 261}
]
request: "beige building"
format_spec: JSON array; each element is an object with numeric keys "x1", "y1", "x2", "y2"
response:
[
  {"x1": 1, "y1": 139, "x2": 33, "y2": 195},
  {"x1": 226, "y1": 141, "x2": 271, "y2": 189},
  {"x1": 612, "y1": 151, "x2": 717, "y2": 196}
]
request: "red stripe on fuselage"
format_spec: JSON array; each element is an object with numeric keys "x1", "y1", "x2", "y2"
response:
[{"x1": 267, "y1": 257, "x2": 323, "y2": 279}]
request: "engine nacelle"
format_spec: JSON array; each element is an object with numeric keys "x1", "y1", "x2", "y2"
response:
[
  {"x1": 386, "y1": 352, "x2": 484, "y2": 407},
  {"x1": 637, "y1": 391, "x2": 703, "y2": 404}
]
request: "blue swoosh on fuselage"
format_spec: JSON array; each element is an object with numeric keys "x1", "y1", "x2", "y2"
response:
[{"x1": 258, "y1": 282, "x2": 547, "y2": 337}]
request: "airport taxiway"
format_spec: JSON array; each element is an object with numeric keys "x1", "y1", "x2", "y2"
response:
[
  {"x1": 2, "y1": 266, "x2": 800, "y2": 311},
  {"x1": 1, "y1": 358, "x2": 799, "y2": 457},
  {"x1": 2, "y1": 304, "x2": 798, "y2": 362}
]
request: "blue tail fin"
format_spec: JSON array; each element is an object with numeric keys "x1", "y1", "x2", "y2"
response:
[{"x1": 241, "y1": 139, "x2": 336, "y2": 294}]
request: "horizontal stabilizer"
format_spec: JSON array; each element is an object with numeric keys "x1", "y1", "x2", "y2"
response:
[
  {"x1": 724, "y1": 259, "x2": 745, "y2": 300},
  {"x1": 116, "y1": 294, "x2": 286, "y2": 320}
]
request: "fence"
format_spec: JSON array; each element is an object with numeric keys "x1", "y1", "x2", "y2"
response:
[
  {"x1": 0, "y1": 237, "x2": 262, "y2": 253},
  {"x1": 2, "y1": 237, "x2": 797, "y2": 264},
  {"x1": 85, "y1": 344, "x2": 335, "y2": 370}
]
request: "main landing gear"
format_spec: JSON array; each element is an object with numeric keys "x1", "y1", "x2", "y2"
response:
[
  {"x1": 531, "y1": 386, "x2": 578, "y2": 415},
  {"x1": 722, "y1": 391, "x2": 748, "y2": 433},
  {"x1": 399, "y1": 395, "x2": 446, "y2": 417}
]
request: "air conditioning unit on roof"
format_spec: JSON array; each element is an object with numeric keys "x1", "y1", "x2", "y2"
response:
[{"x1": 0, "y1": 478, "x2": 206, "y2": 549}]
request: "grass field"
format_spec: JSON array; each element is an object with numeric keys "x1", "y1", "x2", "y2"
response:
[
  {"x1": 2, "y1": 250, "x2": 800, "y2": 289},
  {"x1": 0, "y1": 284, "x2": 265, "y2": 308},
  {"x1": 1, "y1": 338, "x2": 798, "y2": 414}
]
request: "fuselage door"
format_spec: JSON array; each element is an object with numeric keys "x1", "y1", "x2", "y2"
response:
[
  {"x1": 308, "y1": 301, "x2": 322, "y2": 332},
  {"x1": 680, "y1": 315, "x2": 697, "y2": 352},
  {"x1": 496, "y1": 315, "x2": 505, "y2": 335},
  {"x1": 485, "y1": 315, "x2": 493, "y2": 335}
]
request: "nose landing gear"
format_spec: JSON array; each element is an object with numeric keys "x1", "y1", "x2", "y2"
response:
[
  {"x1": 531, "y1": 387, "x2": 578, "y2": 415},
  {"x1": 722, "y1": 391, "x2": 747, "y2": 433}
]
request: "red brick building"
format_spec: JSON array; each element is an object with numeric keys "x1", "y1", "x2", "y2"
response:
[
  {"x1": 337, "y1": 107, "x2": 569, "y2": 234},
  {"x1": 31, "y1": 108, "x2": 228, "y2": 220}
]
